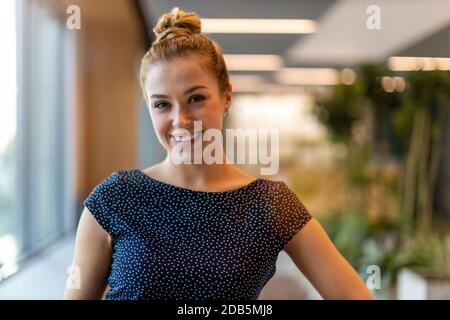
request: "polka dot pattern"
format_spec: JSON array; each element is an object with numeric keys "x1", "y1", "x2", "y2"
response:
[{"x1": 83, "y1": 169, "x2": 312, "y2": 300}]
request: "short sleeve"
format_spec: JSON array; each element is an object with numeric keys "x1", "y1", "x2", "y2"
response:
[
  {"x1": 83, "y1": 171, "x2": 123, "y2": 235},
  {"x1": 271, "y1": 181, "x2": 313, "y2": 252}
]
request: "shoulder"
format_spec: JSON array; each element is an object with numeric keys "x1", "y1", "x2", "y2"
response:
[
  {"x1": 95, "y1": 169, "x2": 141, "y2": 187},
  {"x1": 256, "y1": 179, "x2": 293, "y2": 198},
  {"x1": 258, "y1": 179, "x2": 313, "y2": 252},
  {"x1": 257, "y1": 178, "x2": 312, "y2": 223},
  {"x1": 253, "y1": 179, "x2": 309, "y2": 213},
  {"x1": 86, "y1": 169, "x2": 139, "y2": 200},
  {"x1": 83, "y1": 170, "x2": 140, "y2": 234}
]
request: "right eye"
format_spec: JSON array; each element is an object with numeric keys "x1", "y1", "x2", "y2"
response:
[{"x1": 153, "y1": 102, "x2": 170, "y2": 109}]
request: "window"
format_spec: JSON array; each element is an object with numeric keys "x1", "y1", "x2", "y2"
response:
[
  {"x1": 0, "y1": 0, "x2": 76, "y2": 282},
  {"x1": 30, "y1": 0, "x2": 67, "y2": 247},
  {"x1": 0, "y1": 0, "x2": 20, "y2": 281}
]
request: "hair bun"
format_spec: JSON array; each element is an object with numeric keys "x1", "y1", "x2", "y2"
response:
[{"x1": 152, "y1": 7, "x2": 202, "y2": 43}]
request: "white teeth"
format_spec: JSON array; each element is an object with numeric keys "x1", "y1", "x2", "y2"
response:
[
  {"x1": 174, "y1": 135, "x2": 191, "y2": 142},
  {"x1": 171, "y1": 131, "x2": 201, "y2": 143}
]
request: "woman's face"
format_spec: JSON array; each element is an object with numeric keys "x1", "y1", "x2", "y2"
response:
[{"x1": 144, "y1": 55, "x2": 231, "y2": 160}]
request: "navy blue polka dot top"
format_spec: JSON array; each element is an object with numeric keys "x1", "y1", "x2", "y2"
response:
[{"x1": 83, "y1": 169, "x2": 312, "y2": 300}]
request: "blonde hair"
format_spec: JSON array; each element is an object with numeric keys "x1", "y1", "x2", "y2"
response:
[{"x1": 139, "y1": 7, "x2": 230, "y2": 105}]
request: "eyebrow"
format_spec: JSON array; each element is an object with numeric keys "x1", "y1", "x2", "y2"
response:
[{"x1": 150, "y1": 85, "x2": 208, "y2": 99}]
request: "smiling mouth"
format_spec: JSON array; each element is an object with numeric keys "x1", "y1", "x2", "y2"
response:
[{"x1": 170, "y1": 131, "x2": 202, "y2": 146}]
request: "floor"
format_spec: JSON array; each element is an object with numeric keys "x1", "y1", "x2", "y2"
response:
[{"x1": 0, "y1": 234, "x2": 76, "y2": 299}]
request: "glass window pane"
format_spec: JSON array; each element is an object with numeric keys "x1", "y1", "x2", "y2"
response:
[
  {"x1": 0, "y1": 0, "x2": 19, "y2": 280},
  {"x1": 30, "y1": 2, "x2": 64, "y2": 246}
]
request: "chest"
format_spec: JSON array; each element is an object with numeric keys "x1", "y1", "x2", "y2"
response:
[{"x1": 107, "y1": 202, "x2": 278, "y2": 299}]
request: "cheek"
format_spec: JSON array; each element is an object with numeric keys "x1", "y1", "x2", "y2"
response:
[
  {"x1": 200, "y1": 103, "x2": 225, "y2": 128},
  {"x1": 150, "y1": 113, "x2": 170, "y2": 140}
]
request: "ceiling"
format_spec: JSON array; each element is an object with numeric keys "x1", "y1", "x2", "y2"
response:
[
  {"x1": 287, "y1": 0, "x2": 450, "y2": 67},
  {"x1": 139, "y1": 0, "x2": 336, "y2": 57},
  {"x1": 137, "y1": 0, "x2": 450, "y2": 85}
]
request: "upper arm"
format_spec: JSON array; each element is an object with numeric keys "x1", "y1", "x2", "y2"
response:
[
  {"x1": 63, "y1": 207, "x2": 112, "y2": 300},
  {"x1": 283, "y1": 218, "x2": 373, "y2": 300}
]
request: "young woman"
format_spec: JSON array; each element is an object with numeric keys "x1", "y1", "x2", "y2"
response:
[{"x1": 64, "y1": 7, "x2": 373, "y2": 300}]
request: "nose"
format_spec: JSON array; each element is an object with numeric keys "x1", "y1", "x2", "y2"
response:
[{"x1": 171, "y1": 104, "x2": 192, "y2": 129}]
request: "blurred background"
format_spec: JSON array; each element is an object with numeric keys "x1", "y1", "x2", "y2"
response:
[{"x1": 0, "y1": 0, "x2": 449, "y2": 299}]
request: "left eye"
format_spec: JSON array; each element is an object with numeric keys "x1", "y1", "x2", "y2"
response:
[{"x1": 189, "y1": 95, "x2": 205, "y2": 103}]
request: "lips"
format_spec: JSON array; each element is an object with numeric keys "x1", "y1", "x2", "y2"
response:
[{"x1": 170, "y1": 131, "x2": 202, "y2": 146}]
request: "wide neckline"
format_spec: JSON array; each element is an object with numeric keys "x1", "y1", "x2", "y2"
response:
[{"x1": 134, "y1": 169, "x2": 261, "y2": 194}]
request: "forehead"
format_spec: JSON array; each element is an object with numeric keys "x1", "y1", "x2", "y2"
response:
[{"x1": 145, "y1": 57, "x2": 216, "y2": 95}]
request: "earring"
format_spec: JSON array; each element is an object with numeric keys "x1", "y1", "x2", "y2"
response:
[{"x1": 223, "y1": 110, "x2": 229, "y2": 119}]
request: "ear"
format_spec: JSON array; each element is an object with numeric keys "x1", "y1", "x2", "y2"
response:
[{"x1": 224, "y1": 83, "x2": 232, "y2": 111}]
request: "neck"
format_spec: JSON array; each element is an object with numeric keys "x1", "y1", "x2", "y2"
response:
[{"x1": 162, "y1": 149, "x2": 236, "y2": 187}]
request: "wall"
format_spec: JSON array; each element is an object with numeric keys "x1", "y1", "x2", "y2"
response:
[{"x1": 54, "y1": 0, "x2": 145, "y2": 206}]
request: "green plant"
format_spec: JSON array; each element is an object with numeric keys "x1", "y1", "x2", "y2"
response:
[
  {"x1": 322, "y1": 209, "x2": 450, "y2": 292},
  {"x1": 397, "y1": 230, "x2": 450, "y2": 279},
  {"x1": 312, "y1": 66, "x2": 450, "y2": 288},
  {"x1": 322, "y1": 210, "x2": 402, "y2": 287},
  {"x1": 395, "y1": 71, "x2": 450, "y2": 231}
]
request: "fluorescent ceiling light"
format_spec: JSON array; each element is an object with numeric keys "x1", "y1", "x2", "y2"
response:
[
  {"x1": 231, "y1": 83, "x2": 312, "y2": 94},
  {"x1": 254, "y1": 84, "x2": 314, "y2": 94},
  {"x1": 388, "y1": 56, "x2": 450, "y2": 71},
  {"x1": 276, "y1": 68, "x2": 340, "y2": 85},
  {"x1": 229, "y1": 75, "x2": 266, "y2": 92},
  {"x1": 202, "y1": 18, "x2": 317, "y2": 34},
  {"x1": 224, "y1": 54, "x2": 283, "y2": 71}
]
